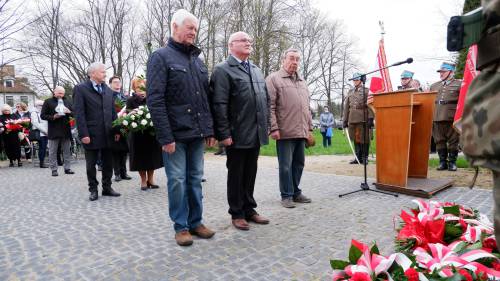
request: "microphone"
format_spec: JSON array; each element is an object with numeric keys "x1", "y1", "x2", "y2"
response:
[{"x1": 391, "y1": 58, "x2": 413, "y2": 66}]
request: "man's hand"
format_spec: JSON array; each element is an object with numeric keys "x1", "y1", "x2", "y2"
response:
[
  {"x1": 81, "y1": 137, "x2": 91, "y2": 144},
  {"x1": 162, "y1": 142, "x2": 176, "y2": 154},
  {"x1": 205, "y1": 137, "x2": 216, "y2": 147},
  {"x1": 114, "y1": 134, "x2": 120, "y2": 142},
  {"x1": 270, "y1": 130, "x2": 280, "y2": 140},
  {"x1": 221, "y1": 137, "x2": 233, "y2": 146}
]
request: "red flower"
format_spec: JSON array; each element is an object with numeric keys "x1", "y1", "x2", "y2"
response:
[
  {"x1": 483, "y1": 237, "x2": 497, "y2": 251},
  {"x1": 475, "y1": 268, "x2": 489, "y2": 280},
  {"x1": 404, "y1": 268, "x2": 419, "y2": 281},
  {"x1": 492, "y1": 260, "x2": 500, "y2": 271},
  {"x1": 349, "y1": 272, "x2": 371, "y2": 281},
  {"x1": 458, "y1": 269, "x2": 473, "y2": 281}
]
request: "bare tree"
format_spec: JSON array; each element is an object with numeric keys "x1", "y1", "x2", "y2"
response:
[{"x1": 0, "y1": 0, "x2": 30, "y2": 67}]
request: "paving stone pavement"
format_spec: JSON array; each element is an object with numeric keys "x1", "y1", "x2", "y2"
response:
[{"x1": 0, "y1": 157, "x2": 494, "y2": 281}]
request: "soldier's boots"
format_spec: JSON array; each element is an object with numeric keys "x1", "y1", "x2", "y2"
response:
[
  {"x1": 437, "y1": 148, "x2": 448, "y2": 171},
  {"x1": 448, "y1": 151, "x2": 458, "y2": 172},
  {"x1": 350, "y1": 143, "x2": 361, "y2": 164}
]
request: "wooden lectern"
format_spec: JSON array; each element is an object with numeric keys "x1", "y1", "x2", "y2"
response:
[{"x1": 372, "y1": 90, "x2": 453, "y2": 198}]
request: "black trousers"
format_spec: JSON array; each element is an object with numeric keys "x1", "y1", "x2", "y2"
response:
[
  {"x1": 84, "y1": 148, "x2": 113, "y2": 192},
  {"x1": 226, "y1": 146, "x2": 260, "y2": 219},
  {"x1": 112, "y1": 151, "x2": 127, "y2": 177}
]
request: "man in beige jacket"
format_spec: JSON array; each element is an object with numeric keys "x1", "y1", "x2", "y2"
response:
[{"x1": 266, "y1": 48, "x2": 313, "y2": 208}]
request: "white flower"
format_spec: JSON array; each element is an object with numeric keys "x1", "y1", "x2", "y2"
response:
[
  {"x1": 131, "y1": 122, "x2": 137, "y2": 128},
  {"x1": 137, "y1": 110, "x2": 144, "y2": 115},
  {"x1": 122, "y1": 120, "x2": 129, "y2": 126},
  {"x1": 130, "y1": 115, "x2": 135, "y2": 120},
  {"x1": 140, "y1": 119, "x2": 148, "y2": 126},
  {"x1": 150, "y1": 121, "x2": 153, "y2": 126},
  {"x1": 146, "y1": 113, "x2": 151, "y2": 119}
]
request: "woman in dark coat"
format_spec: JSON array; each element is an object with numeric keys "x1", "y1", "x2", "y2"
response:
[
  {"x1": 13, "y1": 102, "x2": 32, "y2": 162},
  {"x1": 0, "y1": 104, "x2": 22, "y2": 166},
  {"x1": 127, "y1": 77, "x2": 163, "y2": 190}
]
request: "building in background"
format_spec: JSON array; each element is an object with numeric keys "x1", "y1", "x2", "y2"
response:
[{"x1": 0, "y1": 65, "x2": 38, "y2": 110}]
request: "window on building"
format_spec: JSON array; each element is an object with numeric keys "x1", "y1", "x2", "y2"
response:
[
  {"x1": 6, "y1": 96, "x2": 14, "y2": 107},
  {"x1": 20, "y1": 96, "x2": 29, "y2": 105},
  {"x1": 5, "y1": 80, "x2": 14, "y2": 88}
]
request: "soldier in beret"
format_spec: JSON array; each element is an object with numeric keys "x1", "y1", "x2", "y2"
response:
[{"x1": 430, "y1": 62, "x2": 462, "y2": 171}]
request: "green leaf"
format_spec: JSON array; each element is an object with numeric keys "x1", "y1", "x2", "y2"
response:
[
  {"x1": 443, "y1": 205, "x2": 460, "y2": 216},
  {"x1": 444, "y1": 224, "x2": 463, "y2": 243},
  {"x1": 349, "y1": 244, "x2": 363, "y2": 264},
  {"x1": 370, "y1": 243, "x2": 380, "y2": 255},
  {"x1": 330, "y1": 259, "x2": 350, "y2": 270}
]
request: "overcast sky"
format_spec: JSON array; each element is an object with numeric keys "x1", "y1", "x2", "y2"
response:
[{"x1": 314, "y1": 0, "x2": 465, "y2": 89}]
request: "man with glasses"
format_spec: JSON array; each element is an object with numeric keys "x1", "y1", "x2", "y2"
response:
[{"x1": 210, "y1": 31, "x2": 270, "y2": 231}]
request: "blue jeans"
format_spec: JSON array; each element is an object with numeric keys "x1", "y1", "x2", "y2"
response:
[
  {"x1": 276, "y1": 139, "x2": 305, "y2": 199},
  {"x1": 162, "y1": 138, "x2": 204, "y2": 233},
  {"x1": 38, "y1": 136, "x2": 48, "y2": 162},
  {"x1": 321, "y1": 131, "x2": 331, "y2": 147}
]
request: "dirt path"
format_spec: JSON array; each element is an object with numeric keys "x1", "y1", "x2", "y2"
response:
[{"x1": 205, "y1": 154, "x2": 493, "y2": 189}]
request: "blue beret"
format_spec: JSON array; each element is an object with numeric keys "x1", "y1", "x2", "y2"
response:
[
  {"x1": 437, "y1": 62, "x2": 455, "y2": 72},
  {"x1": 401, "y1": 70, "x2": 414, "y2": 78},
  {"x1": 352, "y1": 73, "x2": 363, "y2": 80}
]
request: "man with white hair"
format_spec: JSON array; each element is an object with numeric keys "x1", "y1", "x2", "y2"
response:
[
  {"x1": 147, "y1": 9, "x2": 216, "y2": 246},
  {"x1": 41, "y1": 86, "x2": 74, "y2": 175},
  {"x1": 73, "y1": 62, "x2": 121, "y2": 201},
  {"x1": 32, "y1": 100, "x2": 49, "y2": 168},
  {"x1": 209, "y1": 31, "x2": 270, "y2": 231}
]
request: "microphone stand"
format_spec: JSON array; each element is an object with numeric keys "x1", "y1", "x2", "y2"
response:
[{"x1": 339, "y1": 65, "x2": 403, "y2": 198}]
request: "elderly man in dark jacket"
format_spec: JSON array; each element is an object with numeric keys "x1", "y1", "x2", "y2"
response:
[
  {"x1": 209, "y1": 31, "x2": 271, "y2": 231},
  {"x1": 41, "y1": 86, "x2": 75, "y2": 176},
  {"x1": 73, "y1": 62, "x2": 121, "y2": 201},
  {"x1": 147, "y1": 9, "x2": 216, "y2": 247}
]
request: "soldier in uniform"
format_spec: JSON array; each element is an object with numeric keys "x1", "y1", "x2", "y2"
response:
[
  {"x1": 460, "y1": 0, "x2": 500, "y2": 250},
  {"x1": 343, "y1": 73, "x2": 374, "y2": 165},
  {"x1": 398, "y1": 70, "x2": 422, "y2": 91},
  {"x1": 430, "y1": 62, "x2": 462, "y2": 171}
]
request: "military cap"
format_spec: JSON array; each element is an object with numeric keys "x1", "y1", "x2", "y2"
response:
[
  {"x1": 401, "y1": 70, "x2": 414, "y2": 78},
  {"x1": 352, "y1": 72, "x2": 363, "y2": 81},
  {"x1": 437, "y1": 62, "x2": 456, "y2": 72}
]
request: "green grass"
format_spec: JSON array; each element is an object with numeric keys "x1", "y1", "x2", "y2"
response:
[
  {"x1": 259, "y1": 129, "x2": 375, "y2": 156},
  {"x1": 428, "y1": 157, "x2": 470, "y2": 169}
]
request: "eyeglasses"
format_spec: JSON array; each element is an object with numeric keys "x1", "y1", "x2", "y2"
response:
[{"x1": 232, "y1": 38, "x2": 253, "y2": 44}]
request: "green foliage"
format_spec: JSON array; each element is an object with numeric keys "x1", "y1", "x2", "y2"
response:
[
  {"x1": 330, "y1": 259, "x2": 350, "y2": 270},
  {"x1": 444, "y1": 224, "x2": 464, "y2": 243},
  {"x1": 428, "y1": 157, "x2": 470, "y2": 168},
  {"x1": 443, "y1": 205, "x2": 460, "y2": 216},
  {"x1": 348, "y1": 244, "x2": 363, "y2": 264}
]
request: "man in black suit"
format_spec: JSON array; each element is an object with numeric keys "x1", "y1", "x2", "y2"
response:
[{"x1": 73, "y1": 62, "x2": 121, "y2": 201}]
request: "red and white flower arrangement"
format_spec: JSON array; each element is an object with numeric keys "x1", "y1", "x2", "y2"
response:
[{"x1": 331, "y1": 200, "x2": 500, "y2": 280}]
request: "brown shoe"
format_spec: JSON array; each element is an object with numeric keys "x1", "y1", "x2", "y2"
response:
[
  {"x1": 232, "y1": 219, "x2": 250, "y2": 231},
  {"x1": 247, "y1": 214, "x2": 270, "y2": 224},
  {"x1": 175, "y1": 230, "x2": 193, "y2": 246},
  {"x1": 189, "y1": 224, "x2": 215, "y2": 239}
]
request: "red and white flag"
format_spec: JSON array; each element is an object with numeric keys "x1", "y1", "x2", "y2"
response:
[
  {"x1": 454, "y1": 45, "x2": 479, "y2": 133},
  {"x1": 369, "y1": 38, "x2": 393, "y2": 102}
]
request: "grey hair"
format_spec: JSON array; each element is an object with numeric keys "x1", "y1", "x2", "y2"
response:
[
  {"x1": 282, "y1": 48, "x2": 300, "y2": 60},
  {"x1": 53, "y1": 85, "x2": 65, "y2": 94},
  {"x1": 87, "y1": 62, "x2": 105, "y2": 76},
  {"x1": 1, "y1": 104, "x2": 12, "y2": 113},
  {"x1": 228, "y1": 31, "x2": 250, "y2": 46},
  {"x1": 170, "y1": 9, "x2": 199, "y2": 36}
]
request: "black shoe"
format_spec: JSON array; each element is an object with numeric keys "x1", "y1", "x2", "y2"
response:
[
  {"x1": 147, "y1": 181, "x2": 159, "y2": 189},
  {"x1": 39, "y1": 162, "x2": 49, "y2": 168},
  {"x1": 201, "y1": 178, "x2": 207, "y2": 182},
  {"x1": 448, "y1": 162, "x2": 457, "y2": 171},
  {"x1": 141, "y1": 185, "x2": 149, "y2": 191},
  {"x1": 436, "y1": 148, "x2": 448, "y2": 171},
  {"x1": 52, "y1": 170, "x2": 58, "y2": 177},
  {"x1": 437, "y1": 161, "x2": 448, "y2": 171},
  {"x1": 121, "y1": 174, "x2": 132, "y2": 180},
  {"x1": 89, "y1": 191, "x2": 98, "y2": 201},
  {"x1": 18, "y1": 161, "x2": 22, "y2": 167},
  {"x1": 114, "y1": 175, "x2": 122, "y2": 182},
  {"x1": 349, "y1": 159, "x2": 359, "y2": 164},
  {"x1": 102, "y1": 188, "x2": 121, "y2": 197},
  {"x1": 64, "y1": 169, "x2": 75, "y2": 175},
  {"x1": 9, "y1": 162, "x2": 14, "y2": 167}
]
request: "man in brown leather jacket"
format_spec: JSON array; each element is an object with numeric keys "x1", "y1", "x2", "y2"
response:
[
  {"x1": 430, "y1": 62, "x2": 462, "y2": 171},
  {"x1": 343, "y1": 73, "x2": 374, "y2": 165}
]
